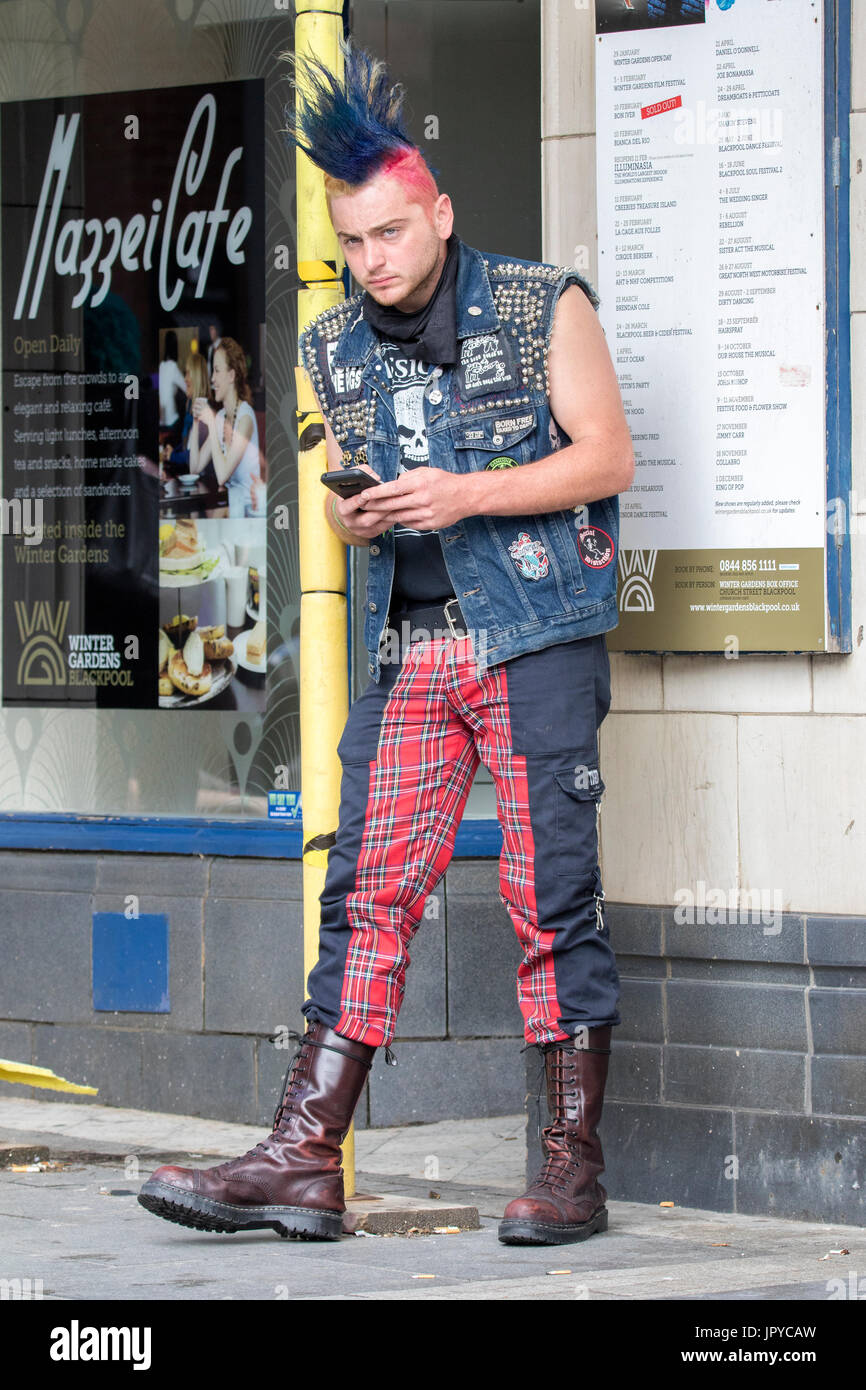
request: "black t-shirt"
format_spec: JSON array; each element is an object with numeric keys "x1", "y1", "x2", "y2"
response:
[{"x1": 379, "y1": 342, "x2": 456, "y2": 608}]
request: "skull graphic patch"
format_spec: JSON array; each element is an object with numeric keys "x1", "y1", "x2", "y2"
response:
[{"x1": 393, "y1": 383, "x2": 428, "y2": 463}]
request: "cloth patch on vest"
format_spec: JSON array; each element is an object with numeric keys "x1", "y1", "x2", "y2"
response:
[
  {"x1": 326, "y1": 341, "x2": 363, "y2": 397},
  {"x1": 508, "y1": 531, "x2": 549, "y2": 580},
  {"x1": 458, "y1": 333, "x2": 518, "y2": 397},
  {"x1": 494, "y1": 414, "x2": 533, "y2": 436},
  {"x1": 486, "y1": 456, "x2": 518, "y2": 470},
  {"x1": 576, "y1": 525, "x2": 614, "y2": 569}
]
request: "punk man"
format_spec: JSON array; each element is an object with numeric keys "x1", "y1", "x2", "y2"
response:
[{"x1": 139, "y1": 41, "x2": 634, "y2": 1248}]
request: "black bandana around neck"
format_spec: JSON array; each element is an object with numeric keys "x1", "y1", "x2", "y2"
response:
[{"x1": 362, "y1": 233, "x2": 460, "y2": 365}]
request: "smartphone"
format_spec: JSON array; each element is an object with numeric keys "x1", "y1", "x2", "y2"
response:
[{"x1": 320, "y1": 467, "x2": 381, "y2": 498}]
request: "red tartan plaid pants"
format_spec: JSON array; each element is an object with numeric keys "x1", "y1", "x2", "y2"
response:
[{"x1": 302, "y1": 630, "x2": 621, "y2": 1048}]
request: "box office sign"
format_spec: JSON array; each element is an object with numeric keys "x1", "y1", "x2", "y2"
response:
[
  {"x1": 1, "y1": 80, "x2": 266, "y2": 708},
  {"x1": 595, "y1": 1, "x2": 833, "y2": 652}
]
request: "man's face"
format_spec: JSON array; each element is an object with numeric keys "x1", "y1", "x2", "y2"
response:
[{"x1": 329, "y1": 170, "x2": 454, "y2": 313}]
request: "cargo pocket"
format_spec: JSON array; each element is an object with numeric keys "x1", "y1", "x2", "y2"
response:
[{"x1": 553, "y1": 763, "x2": 605, "y2": 880}]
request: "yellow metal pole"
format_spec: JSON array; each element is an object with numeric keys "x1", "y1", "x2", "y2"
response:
[{"x1": 294, "y1": 3, "x2": 359, "y2": 1195}]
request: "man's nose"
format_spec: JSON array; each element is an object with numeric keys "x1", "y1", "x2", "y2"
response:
[{"x1": 362, "y1": 239, "x2": 386, "y2": 273}]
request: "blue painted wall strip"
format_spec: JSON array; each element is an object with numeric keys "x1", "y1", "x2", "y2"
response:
[{"x1": 0, "y1": 812, "x2": 503, "y2": 859}]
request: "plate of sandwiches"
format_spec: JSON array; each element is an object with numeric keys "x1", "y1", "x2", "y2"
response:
[
  {"x1": 158, "y1": 621, "x2": 236, "y2": 707},
  {"x1": 159, "y1": 518, "x2": 224, "y2": 587},
  {"x1": 233, "y1": 621, "x2": 266, "y2": 675}
]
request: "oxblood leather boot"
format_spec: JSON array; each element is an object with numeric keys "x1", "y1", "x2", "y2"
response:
[
  {"x1": 138, "y1": 1022, "x2": 375, "y2": 1240},
  {"x1": 498, "y1": 1026, "x2": 612, "y2": 1246}
]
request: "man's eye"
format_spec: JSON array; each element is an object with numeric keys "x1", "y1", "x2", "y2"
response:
[{"x1": 382, "y1": 227, "x2": 398, "y2": 237}]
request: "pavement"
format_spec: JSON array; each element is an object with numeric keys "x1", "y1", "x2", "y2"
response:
[{"x1": 0, "y1": 1096, "x2": 863, "y2": 1302}]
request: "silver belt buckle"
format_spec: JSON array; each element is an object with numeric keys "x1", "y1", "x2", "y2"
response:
[{"x1": 443, "y1": 597, "x2": 463, "y2": 639}]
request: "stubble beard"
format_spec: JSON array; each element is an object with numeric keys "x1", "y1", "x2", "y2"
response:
[{"x1": 367, "y1": 235, "x2": 447, "y2": 313}]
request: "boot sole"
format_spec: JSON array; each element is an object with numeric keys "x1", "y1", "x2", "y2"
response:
[
  {"x1": 137, "y1": 1179, "x2": 343, "y2": 1240},
  {"x1": 498, "y1": 1205, "x2": 608, "y2": 1246}
]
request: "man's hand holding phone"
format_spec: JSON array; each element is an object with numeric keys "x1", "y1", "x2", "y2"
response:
[{"x1": 322, "y1": 464, "x2": 391, "y2": 541}]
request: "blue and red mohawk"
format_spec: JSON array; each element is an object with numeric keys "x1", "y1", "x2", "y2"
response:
[{"x1": 281, "y1": 36, "x2": 438, "y2": 200}]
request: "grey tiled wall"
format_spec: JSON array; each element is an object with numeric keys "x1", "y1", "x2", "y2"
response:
[
  {"x1": 525, "y1": 903, "x2": 866, "y2": 1225},
  {"x1": 0, "y1": 852, "x2": 528, "y2": 1132},
  {"x1": 2, "y1": 850, "x2": 863, "y2": 1222}
]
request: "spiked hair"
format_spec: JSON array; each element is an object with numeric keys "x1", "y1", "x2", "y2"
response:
[{"x1": 281, "y1": 37, "x2": 438, "y2": 204}]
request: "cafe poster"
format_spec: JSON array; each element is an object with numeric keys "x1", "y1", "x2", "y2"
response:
[
  {"x1": 595, "y1": 0, "x2": 829, "y2": 651},
  {"x1": 1, "y1": 79, "x2": 268, "y2": 708}
]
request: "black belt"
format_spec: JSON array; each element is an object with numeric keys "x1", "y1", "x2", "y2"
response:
[{"x1": 385, "y1": 597, "x2": 468, "y2": 641}]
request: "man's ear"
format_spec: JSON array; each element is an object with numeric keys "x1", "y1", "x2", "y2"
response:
[{"x1": 434, "y1": 193, "x2": 454, "y2": 240}]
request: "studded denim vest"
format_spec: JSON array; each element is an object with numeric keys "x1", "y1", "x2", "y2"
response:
[{"x1": 300, "y1": 241, "x2": 620, "y2": 683}]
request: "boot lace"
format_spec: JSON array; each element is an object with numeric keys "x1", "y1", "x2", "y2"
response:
[
  {"x1": 537, "y1": 1048, "x2": 582, "y2": 1192},
  {"x1": 536, "y1": 1136, "x2": 582, "y2": 1193},
  {"x1": 521, "y1": 1040, "x2": 602, "y2": 1194}
]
